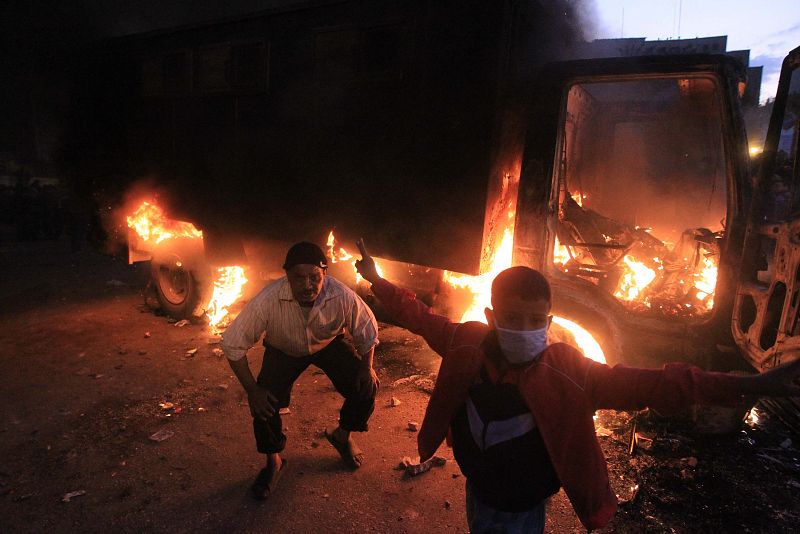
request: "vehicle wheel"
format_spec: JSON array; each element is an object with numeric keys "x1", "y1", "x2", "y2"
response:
[{"x1": 150, "y1": 253, "x2": 211, "y2": 319}]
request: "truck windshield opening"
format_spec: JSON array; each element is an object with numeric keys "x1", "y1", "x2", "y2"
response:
[{"x1": 553, "y1": 76, "x2": 728, "y2": 319}]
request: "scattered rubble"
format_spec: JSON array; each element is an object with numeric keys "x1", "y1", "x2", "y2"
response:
[
  {"x1": 407, "y1": 421, "x2": 419, "y2": 432},
  {"x1": 389, "y1": 397, "x2": 402, "y2": 407},
  {"x1": 396, "y1": 455, "x2": 448, "y2": 477},
  {"x1": 173, "y1": 319, "x2": 189, "y2": 327},
  {"x1": 390, "y1": 375, "x2": 421, "y2": 387},
  {"x1": 148, "y1": 429, "x2": 175, "y2": 442},
  {"x1": 61, "y1": 490, "x2": 86, "y2": 502}
]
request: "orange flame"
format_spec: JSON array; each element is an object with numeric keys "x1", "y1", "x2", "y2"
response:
[
  {"x1": 206, "y1": 266, "x2": 248, "y2": 328},
  {"x1": 443, "y1": 225, "x2": 515, "y2": 323},
  {"x1": 327, "y1": 230, "x2": 383, "y2": 283},
  {"x1": 695, "y1": 256, "x2": 717, "y2": 310},
  {"x1": 126, "y1": 201, "x2": 247, "y2": 328},
  {"x1": 554, "y1": 229, "x2": 719, "y2": 314},
  {"x1": 126, "y1": 201, "x2": 203, "y2": 244},
  {"x1": 614, "y1": 255, "x2": 657, "y2": 302},
  {"x1": 553, "y1": 236, "x2": 572, "y2": 267},
  {"x1": 442, "y1": 217, "x2": 606, "y2": 363},
  {"x1": 326, "y1": 231, "x2": 354, "y2": 263}
]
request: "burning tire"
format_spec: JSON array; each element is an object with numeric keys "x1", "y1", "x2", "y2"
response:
[{"x1": 150, "y1": 239, "x2": 213, "y2": 319}]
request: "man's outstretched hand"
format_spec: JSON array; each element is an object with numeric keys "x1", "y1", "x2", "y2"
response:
[{"x1": 355, "y1": 238, "x2": 381, "y2": 285}]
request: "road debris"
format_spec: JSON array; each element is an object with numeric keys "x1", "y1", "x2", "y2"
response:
[
  {"x1": 618, "y1": 484, "x2": 640, "y2": 506},
  {"x1": 106, "y1": 279, "x2": 126, "y2": 287},
  {"x1": 62, "y1": 490, "x2": 86, "y2": 502},
  {"x1": 279, "y1": 407, "x2": 291, "y2": 415},
  {"x1": 149, "y1": 429, "x2": 175, "y2": 442},
  {"x1": 391, "y1": 375, "x2": 421, "y2": 387},
  {"x1": 174, "y1": 319, "x2": 190, "y2": 327},
  {"x1": 389, "y1": 397, "x2": 402, "y2": 407},
  {"x1": 407, "y1": 421, "x2": 419, "y2": 432},
  {"x1": 144, "y1": 332, "x2": 151, "y2": 338},
  {"x1": 217, "y1": 383, "x2": 229, "y2": 390},
  {"x1": 212, "y1": 348, "x2": 224, "y2": 358},
  {"x1": 396, "y1": 455, "x2": 448, "y2": 477}
]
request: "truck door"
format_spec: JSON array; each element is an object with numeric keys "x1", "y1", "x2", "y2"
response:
[{"x1": 731, "y1": 46, "x2": 800, "y2": 372}]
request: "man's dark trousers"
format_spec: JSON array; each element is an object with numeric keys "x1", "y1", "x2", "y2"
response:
[{"x1": 253, "y1": 335, "x2": 376, "y2": 453}]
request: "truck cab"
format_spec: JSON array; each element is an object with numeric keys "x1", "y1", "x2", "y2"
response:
[{"x1": 508, "y1": 47, "x2": 800, "y2": 373}]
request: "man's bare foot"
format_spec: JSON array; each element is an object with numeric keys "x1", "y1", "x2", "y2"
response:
[
  {"x1": 325, "y1": 427, "x2": 363, "y2": 469},
  {"x1": 251, "y1": 457, "x2": 287, "y2": 500}
]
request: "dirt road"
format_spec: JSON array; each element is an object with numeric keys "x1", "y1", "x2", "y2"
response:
[{"x1": 1, "y1": 238, "x2": 799, "y2": 533}]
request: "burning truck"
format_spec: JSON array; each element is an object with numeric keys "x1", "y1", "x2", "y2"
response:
[{"x1": 71, "y1": 2, "x2": 800, "y2": 394}]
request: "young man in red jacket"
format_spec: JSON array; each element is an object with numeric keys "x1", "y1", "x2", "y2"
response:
[{"x1": 354, "y1": 239, "x2": 800, "y2": 533}]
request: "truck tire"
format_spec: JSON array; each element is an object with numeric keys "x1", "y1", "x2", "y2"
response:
[{"x1": 149, "y1": 239, "x2": 213, "y2": 319}]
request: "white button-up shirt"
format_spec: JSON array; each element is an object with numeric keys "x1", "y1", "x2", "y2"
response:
[{"x1": 221, "y1": 275, "x2": 378, "y2": 361}]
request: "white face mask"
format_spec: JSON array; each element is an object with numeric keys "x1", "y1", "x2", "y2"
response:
[{"x1": 494, "y1": 322, "x2": 549, "y2": 364}]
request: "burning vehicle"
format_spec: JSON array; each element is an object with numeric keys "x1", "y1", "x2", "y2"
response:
[{"x1": 71, "y1": 2, "x2": 800, "y2": 389}]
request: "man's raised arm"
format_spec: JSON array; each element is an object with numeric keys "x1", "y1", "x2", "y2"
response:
[{"x1": 355, "y1": 239, "x2": 456, "y2": 356}]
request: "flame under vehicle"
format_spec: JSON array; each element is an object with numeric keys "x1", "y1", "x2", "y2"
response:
[{"x1": 79, "y1": 3, "x2": 800, "y2": 388}]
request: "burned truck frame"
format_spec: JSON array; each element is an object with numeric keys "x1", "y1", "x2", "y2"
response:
[
  {"x1": 75, "y1": 2, "x2": 800, "y2": 377},
  {"x1": 508, "y1": 55, "x2": 751, "y2": 369},
  {"x1": 507, "y1": 49, "x2": 800, "y2": 375}
]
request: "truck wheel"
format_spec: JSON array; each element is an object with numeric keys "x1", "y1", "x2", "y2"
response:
[{"x1": 150, "y1": 255, "x2": 210, "y2": 319}]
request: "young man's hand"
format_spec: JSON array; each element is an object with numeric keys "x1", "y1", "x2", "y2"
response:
[
  {"x1": 756, "y1": 357, "x2": 800, "y2": 396},
  {"x1": 247, "y1": 385, "x2": 279, "y2": 420},
  {"x1": 355, "y1": 238, "x2": 381, "y2": 285}
]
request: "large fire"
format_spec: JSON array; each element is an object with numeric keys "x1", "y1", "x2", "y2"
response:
[
  {"x1": 126, "y1": 201, "x2": 203, "y2": 244},
  {"x1": 205, "y1": 266, "x2": 248, "y2": 327},
  {"x1": 126, "y1": 201, "x2": 248, "y2": 327},
  {"x1": 555, "y1": 190, "x2": 720, "y2": 316}
]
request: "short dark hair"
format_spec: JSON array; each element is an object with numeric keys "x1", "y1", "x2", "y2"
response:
[
  {"x1": 491, "y1": 266, "x2": 551, "y2": 308},
  {"x1": 283, "y1": 241, "x2": 328, "y2": 270}
]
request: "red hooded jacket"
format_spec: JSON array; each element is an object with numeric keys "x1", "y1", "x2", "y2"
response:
[{"x1": 371, "y1": 278, "x2": 752, "y2": 530}]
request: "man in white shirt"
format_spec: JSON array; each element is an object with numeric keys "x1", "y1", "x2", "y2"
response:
[{"x1": 222, "y1": 241, "x2": 380, "y2": 500}]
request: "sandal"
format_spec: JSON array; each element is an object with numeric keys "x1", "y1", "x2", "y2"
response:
[
  {"x1": 324, "y1": 429, "x2": 363, "y2": 470},
  {"x1": 250, "y1": 459, "x2": 287, "y2": 500}
]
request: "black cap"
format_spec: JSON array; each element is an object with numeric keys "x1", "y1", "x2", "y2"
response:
[{"x1": 283, "y1": 241, "x2": 328, "y2": 270}]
